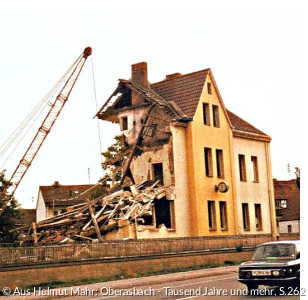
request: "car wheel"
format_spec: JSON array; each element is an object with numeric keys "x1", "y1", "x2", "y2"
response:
[{"x1": 246, "y1": 284, "x2": 259, "y2": 295}]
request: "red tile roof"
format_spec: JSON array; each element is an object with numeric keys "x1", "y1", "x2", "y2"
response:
[
  {"x1": 274, "y1": 180, "x2": 300, "y2": 221},
  {"x1": 40, "y1": 183, "x2": 96, "y2": 207},
  {"x1": 151, "y1": 69, "x2": 209, "y2": 119},
  {"x1": 151, "y1": 70, "x2": 268, "y2": 137},
  {"x1": 98, "y1": 66, "x2": 269, "y2": 137},
  {"x1": 226, "y1": 109, "x2": 268, "y2": 136}
]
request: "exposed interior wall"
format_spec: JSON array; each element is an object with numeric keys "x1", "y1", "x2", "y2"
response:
[
  {"x1": 117, "y1": 106, "x2": 149, "y2": 145},
  {"x1": 130, "y1": 143, "x2": 172, "y2": 187}
]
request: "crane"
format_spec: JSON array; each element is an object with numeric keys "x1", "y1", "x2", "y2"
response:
[{"x1": 0, "y1": 47, "x2": 92, "y2": 217}]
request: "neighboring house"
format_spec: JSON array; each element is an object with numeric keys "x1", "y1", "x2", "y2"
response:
[
  {"x1": 96, "y1": 62, "x2": 277, "y2": 239},
  {"x1": 274, "y1": 179, "x2": 300, "y2": 234},
  {"x1": 36, "y1": 181, "x2": 95, "y2": 222}
]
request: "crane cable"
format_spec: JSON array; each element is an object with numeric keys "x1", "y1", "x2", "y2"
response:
[
  {"x1": 0, "y1": 54, "x2": 82, "y2": 170},
  {"x1": 90, "y1": 55, "x2": 103, "y2": 171}
]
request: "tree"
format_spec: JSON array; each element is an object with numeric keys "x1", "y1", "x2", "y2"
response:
[
  {"x1": 0, "y1": 171, "x2": 21, "y2": 242},
  {"x1": 101, "y1": 134, "x2": 129, "y2": 187},
  {"x1": 295, "y1": 167, "x2": 300, "y2": 189}
]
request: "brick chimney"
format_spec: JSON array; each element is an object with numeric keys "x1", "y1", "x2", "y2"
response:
[
  {"x1": 166, "y1": 73, "x2": 182, "y2": 80},
  {"x1": 132, "y1": 62, "x2": 148, "y2": 86},
  {"x1": 53, "y1": 181, "x2": 60, "y2": 188},
  {"x1": 131, "y1": 62, "x2": 148, "y2": 106}
]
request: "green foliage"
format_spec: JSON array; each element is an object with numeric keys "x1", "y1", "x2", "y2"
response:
[
  {"x1": 0, "y1": 170, "x2": 21, "y2": 242},
  {"x1": 102, "y1": 135, "x2": 128, "y2": 169},
  {"x1": 101, "y1": 134, "x2": 129, "y2": 187}
]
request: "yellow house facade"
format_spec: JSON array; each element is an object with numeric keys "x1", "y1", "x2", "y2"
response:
[{"x1": 97, "y1": 62, "x2": 277, "y2": 239}]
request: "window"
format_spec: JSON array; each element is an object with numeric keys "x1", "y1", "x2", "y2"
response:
[
  {"x1": 207, "y1": 82, "x2": 212, "y2": 94},
  {"x1": 219, "y1": 201, "x2": 228, "y2": 230},
  {"x1": 242, "y1": 203, "x2": 250, "y2": 231},
  {"x1": 275, "y1": 199, "x2": 287, "y2": 209},
  {"x1": 204, "y1": 147, "x2": 213, "y2": 177},
  {"x1": 255, "y1": 204, "x2": 262, "y2": 231},
  {"x1": 202, "y1": 103, "x2": 210, "y2": 125},
  {"x1": 239, "y1": 154, "x2": 247, "y2": 181},
  {"x1": 120, "y1": 116, "x2": 128, "y2": 131},
  {"x1": 288, "y1": 225, "x2": 292, "y2": 233},
  {"x1": 53, "y1": 210, "x2": 59, "y2": 216},
  {"x1": 251, "y1": 156, "x2": 259, "y2": 182},
  {"x1": 212, "y1": 105, "x2": 220, "y2": 127},
  {"x1": 154, "y1": 197, "x2": 172, "y2": 229},
  {"x1": 216, "y1": 149, "x2": 224, "y2": 178},
  {"x1": 208, "y1": 201, "x2": 216, "y2": 230},
  {"x1": 60, "y1": 209, "x2": 67, "y2": 214},
  {"x1": 152, "y1": 163, "x2": 164, "y2": 185}
]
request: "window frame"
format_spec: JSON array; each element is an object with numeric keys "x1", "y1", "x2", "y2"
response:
[
  {"x1": 254, "y1": 203, "x2": 263, "y2": 231},
  {"x1": 207, "y1": 200, "x2": 217, "y2": 231},
  {"x1": 242, "y1": 203, "x2": 250, "y2": 231},
  {"x1": 120, "y1": 116, "x2": 128, "y2": 131},
  {"x1": 239, "y1": 154, "x2": 247, "y2": 182},
  {"x1": 204, "y1": 147, "x2": 213, "y2": 177},
  {"x1": 251, "y1": 156, "x2": 259, "y2": 183},
  {"x1": 216, "y1": 149, "x2": 225, "y2": 178},
  {"x1": 152, "y1": 162, "x2": 164, "y2": 186},
  {"x1": 202, "y1": 103, "x2": 210, "y2": 126},
  {"x1": 276, "y1": 199, "x2": 288, "y2": 209},
  {"x1": 207, "y1": 82, "x2": 212, "y2": 94},
  {"x1": 212, "y1": 105, "x2": 220, "y2": 128},
  {"x1": 219, "y1": 201, "x2": 228, "y2": 231}
]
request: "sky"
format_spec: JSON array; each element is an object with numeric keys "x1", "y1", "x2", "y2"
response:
[{"x1": 0, "y1": 0, "x2": 305, "y2": 209}]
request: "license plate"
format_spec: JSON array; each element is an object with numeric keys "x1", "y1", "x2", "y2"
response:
[{"x1": 252, "y1": 270, "x2": 271, "y2": 276}]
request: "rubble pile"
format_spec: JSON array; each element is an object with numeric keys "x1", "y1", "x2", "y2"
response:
[{"x1": 18, "y1": 181, "x2": 169, "y2": 244}]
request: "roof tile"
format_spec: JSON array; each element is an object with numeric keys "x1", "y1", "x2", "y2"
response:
[
  {"x1": 40, "y1": 184, "x2": 96, "y2": 207},
  {"x1": 274, "y1": 180, "x2": 300, "y2": 221}
]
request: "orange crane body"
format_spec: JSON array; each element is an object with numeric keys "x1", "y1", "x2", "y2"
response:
[{"x1": 0, "y1": 47, "x2": 92, "y2": 217}]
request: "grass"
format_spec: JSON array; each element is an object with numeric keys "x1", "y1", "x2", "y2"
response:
[{"x1": 24, "y1": 260, "x2": 240, "y2": 290}]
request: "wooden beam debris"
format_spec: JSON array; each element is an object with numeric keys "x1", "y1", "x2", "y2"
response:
[{"x1": 14, "y1": 180, "x2": 168, "y2": 244}]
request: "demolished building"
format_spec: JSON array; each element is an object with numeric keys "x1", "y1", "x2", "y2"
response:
[
  {"x1": 96, "y1": 62, "x2": 277, "y2": 239},
  {"x1": 13, "y1": 62, "x2": 277, "y2": 244}
]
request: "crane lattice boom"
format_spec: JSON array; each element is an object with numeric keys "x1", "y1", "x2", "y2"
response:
[{"x1": 0, "y1": 47, "x2": 92, "y2": 217}]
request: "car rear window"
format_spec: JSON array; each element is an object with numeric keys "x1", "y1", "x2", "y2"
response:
[{"x1": 252, "y1": 244, "x2": 296, "y2": 261}]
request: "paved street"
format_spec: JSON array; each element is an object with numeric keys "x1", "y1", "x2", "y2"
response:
[
  {"x1": 2, "y1": 267, "x2": 302, "y2": 300},
  {"x1": 56, "y1": 272, "x2": 301, "y2": 300}
]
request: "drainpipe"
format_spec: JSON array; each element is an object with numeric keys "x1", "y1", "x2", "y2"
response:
[{"x1": 264, "y1": 142, "x2": 278, "y2": 240}]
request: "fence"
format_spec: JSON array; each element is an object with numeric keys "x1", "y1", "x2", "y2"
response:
[{"x1": 0, "y1": 235, "x2": 273, "y2": 267}]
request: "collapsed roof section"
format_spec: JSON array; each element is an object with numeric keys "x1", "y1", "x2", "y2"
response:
[{"x1": 96, "y1": 78, "x2": 188, "y2": 123}]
